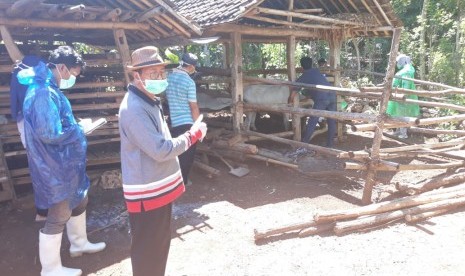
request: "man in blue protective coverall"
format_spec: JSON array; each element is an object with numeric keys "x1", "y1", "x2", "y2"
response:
[
  {"x1": 10, "y1": 55, "x2": 49, "y2": 221},
  {"x1": 18, "y1": 46, "x2": 106, "y2": 276}
]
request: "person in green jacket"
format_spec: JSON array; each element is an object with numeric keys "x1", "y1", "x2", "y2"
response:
[{"x1": 386, "y1": 54, "x2": 420, "y2": 139}]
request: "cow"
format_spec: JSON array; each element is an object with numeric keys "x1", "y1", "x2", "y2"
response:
[
  {"x1": 243, "y1": 84, "x2": 292, "y2": 131},
  {"x1": 197, "y1": 92, "x2": 232, "y2": 111}
]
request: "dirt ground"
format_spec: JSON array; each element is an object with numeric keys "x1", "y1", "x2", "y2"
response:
[{"x1": 2, "y1": 130, "x2": 465, "y2": 276}]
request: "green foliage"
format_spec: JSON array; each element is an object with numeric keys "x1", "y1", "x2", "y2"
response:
[
  {"x1": 392, "y1": 0, "x2": 465, "y2": 87},
  {"x1": 71, "y1": 42, "x2": 103, "y2": 55},
  {"x1": 164, "y1": 48, "x2": 179, "y2": 64}
]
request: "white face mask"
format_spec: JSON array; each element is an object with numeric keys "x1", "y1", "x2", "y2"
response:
[{"x1": 52, "y1": 63, "x2": 76, "y2": 89}]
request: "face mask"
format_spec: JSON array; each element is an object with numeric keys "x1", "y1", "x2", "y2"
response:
[
  {"x1": 60, "y1": 74, "x2": 76, "y2": 89},
  {"x1": 137, "y1": 74, "x2": 168, "y2": 94},
  {"x1": 144, "y1": 79, "x2": 168, "y2": 94},
  {"x1": 55, "y1": 64, "x2": 76, "y2": 89}
]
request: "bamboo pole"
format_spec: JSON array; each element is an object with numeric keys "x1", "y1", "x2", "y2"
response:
[
  {"x1": 397, "y1": 172, "x2": 465, "y2": 195},
  {"x1": 66, "y1": 81, "x2": 125, "y2": 90},
  {"x1": 287, "y1": 35, "x2": 301, "y2": 141},
  {"x1": 151, "y1": 0, "x2": 202, "y2": 35},
  {"x1": 409, "y1": 127, "x2": 465, "y2": 136},
  {"x1": 380, "y1": 139, "x2": 465, "y2": 153},
  {"x1": 0, "y1": 25, "x2": 23, "y2": 62},
  {"x1": 255, "y1": 7, "x2": 364, "y2": 26},
  {"x1": 159, "y1": 13, "x2": 191, "y2": 38},
  {"x1": 243, "y1": 103, "x2": 377, "y2": 122},
  {"x1": 244, "y1": 131, "x2": 293, "y2": 142},
  {"x1": 405, "y1": 208, "x2": 455, "y2": 223},
  {"x1": 243, "y1": 130, "x2": 345, "y2": 157},
  {"x1": 352, "y1": 114, "x2": 465, "y2": 132},
  {"x1": 363, "y1": 29, "x2": 403, "y2": 205},
  {"x1": 314, "y1": 186, "x2": 465, "y2": 222},
  {"x1": 137, "y1": 7, "x2": 162, "y2": 22},
  {"x1": 205, "y1": 23, "x2": 318, "y2": 38},
  {"x1": 212, "y1": 140, "x2": 258, "y2": 155},
  {"x1": 346, "y1": 161, "x2": 465, "y2": 171},
  {"x1": 245, "y1": 15, "x2": 334, "y2": 30},
  {"x1": 192, "y1": 161, "x2": 221, "y2": 177},
  {"x1": 334, "y1": 196, "x2": 465, "y2": 235},
  {"x1": 246, "y1": 154, "x2": 299, "y2": 169},
  {"x1": 0, "y1": 18, "x2": 150, "y2": 30},
  {"x1": 243, "y1": 76, "x2": 382, "y2": 99},
  {"x1": 298, "y1": 222, "x2": 335, "y2": 237},
  {"x1": 392, "y1": 97, "x2": 465, "y2": 112},
  {"x1": 254, "y1": 220, "x2": 319, "y2": 241}
]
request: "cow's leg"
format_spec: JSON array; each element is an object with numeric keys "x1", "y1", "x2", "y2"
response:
[
  {"x1": 244, "y1": 111, "x2": 253, "y2": 131},
  {"x1": 283, "y1": 113, "x2": 291, "y2": 131},
  {"x1": 249, "y1": 111, "x2": 257, "y2": 130}
]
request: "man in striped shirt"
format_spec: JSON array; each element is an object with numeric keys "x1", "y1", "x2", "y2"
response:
[
  {"x1": 119, "y1": 46, "x2": 207, "y2": 276},
  {"x1": 165, "y1": 53, "x2": 200, "y2": 185}
]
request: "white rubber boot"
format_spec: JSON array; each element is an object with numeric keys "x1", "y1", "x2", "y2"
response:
[
  {"x1": 66, "y1": 211, "x2": 106, "y2": 257},
  {"x1": 39, "y1": 231, "x2": 82, "y2": 276}
]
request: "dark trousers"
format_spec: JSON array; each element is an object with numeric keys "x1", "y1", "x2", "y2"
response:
[
  {"x1": 302, "y1": 99, "x2": 337, "y2": 147},
  {"x1": 42, "y1": 197, "x2": 88, "y2": 235},
  {"x1": 170, "y1": 124, "x2": 197, "y2": 183},
  {"x1": 129, "y1": 203, "x2": 172, "y2": 276}
]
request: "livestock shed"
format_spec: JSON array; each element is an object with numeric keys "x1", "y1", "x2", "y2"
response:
[{"x1": 4, "y1": 0, "x2": 447, "y2": 206}]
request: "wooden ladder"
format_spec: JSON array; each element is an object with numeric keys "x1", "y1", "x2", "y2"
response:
[{"x1": 0, "y1": 139, "x2": 16, "y2": 202}]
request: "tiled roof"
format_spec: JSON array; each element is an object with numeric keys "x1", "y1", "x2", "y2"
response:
[{"x1": 170, "y1": 0, "x2": 262, "y2": 27}]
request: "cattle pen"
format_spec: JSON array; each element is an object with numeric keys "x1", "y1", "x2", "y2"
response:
[{"x1": 1, "y1": 0, "x2": 465, "y2": 217}]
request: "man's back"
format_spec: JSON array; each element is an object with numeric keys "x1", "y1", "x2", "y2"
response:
[
  {"x1": 165, "y1": 69, "x2": 196, "y2": 127},
  {"x1": 297, "y1": 68, "x2": 335, "y2": 102}
]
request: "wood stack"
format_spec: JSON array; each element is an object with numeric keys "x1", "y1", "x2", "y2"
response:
[
  {"x1": 254, "y1": 182, "x2": 465, "y2": 241},
  {"x1": 192, "y1": 127, "x2": 300, "y2": 176}
]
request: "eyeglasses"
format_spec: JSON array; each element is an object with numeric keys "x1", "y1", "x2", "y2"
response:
[{"x1": 146, "y1": 71, "x2": 167, "y2": 80}]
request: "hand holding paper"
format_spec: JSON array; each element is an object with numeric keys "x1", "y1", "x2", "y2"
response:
[{"x1": 78, "y1": 118, "x2": 107, "y2": 135}]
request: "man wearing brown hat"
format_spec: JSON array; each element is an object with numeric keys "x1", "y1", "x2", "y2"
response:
[
  {"x1": 118, "y1": 46, "x2": 207, "y2": 276},
  {"x1": 165, "y1": 52, "x2": 200, "y2": 186}
]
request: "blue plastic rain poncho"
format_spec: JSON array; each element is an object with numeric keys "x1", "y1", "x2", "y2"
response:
[
  {"x1": 386, "y1": 58, "x2": 420, "y2": 117},
  {"x1": 18, "y1": 62, "x2": 89, "y2": 209}
]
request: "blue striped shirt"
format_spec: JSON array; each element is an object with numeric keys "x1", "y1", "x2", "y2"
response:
[{"x1": 166, "y1": 69, "x2": 197, "y2": 127}]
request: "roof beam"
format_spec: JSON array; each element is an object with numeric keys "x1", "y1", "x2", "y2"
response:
[
  {"x1": 245, "y1": 15, "x2": 335, "y2": 30},
  {"x1": 291, "y1": 9, "x2": 324, "y2": 13},
  {"x1": 0, "y1": 17, "x2": 150, "y2": 31},
  {"x1": 206, "y1": 23, "x2": 318, "y2": 38},
  {"x1": 255, "y1": 7, "x2": 364, "y2": 26},
  {"x1": 371, "y1": 0, "x2": 392, "y2": 26},
  {"x1": 136, "y1": 6, "x2": 163, "y2": 22},
  {"x1": 151, "y1": 0, "x2": 202, "y2": 35}
]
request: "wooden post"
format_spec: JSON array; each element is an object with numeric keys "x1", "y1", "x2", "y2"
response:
[
  {"x1": 231, "y1": 32, "x2": 243, "y2": 133},
  {"x1": 328, "y1": 33, "x2": 343, "y2": 142},
  {"x1": 222, "y1": 42, "x2": 231, "y2": 69},
  {"x1": 362, "y1": 28, "x2": 402, "y2": 204},
  {"x1": 287, "y1": 36, "x2": 300, "y2": 141},
  {"x1": 0, "y1": 25, "x2": 23, "y2": 62},
  {"x1": 113, "y1": 28, "x2": 131, "y2": 84}
]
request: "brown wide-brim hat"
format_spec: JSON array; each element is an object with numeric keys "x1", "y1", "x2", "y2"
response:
[{"x1": 127, "y1": 46, "x2": 169, "y2": 70}]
